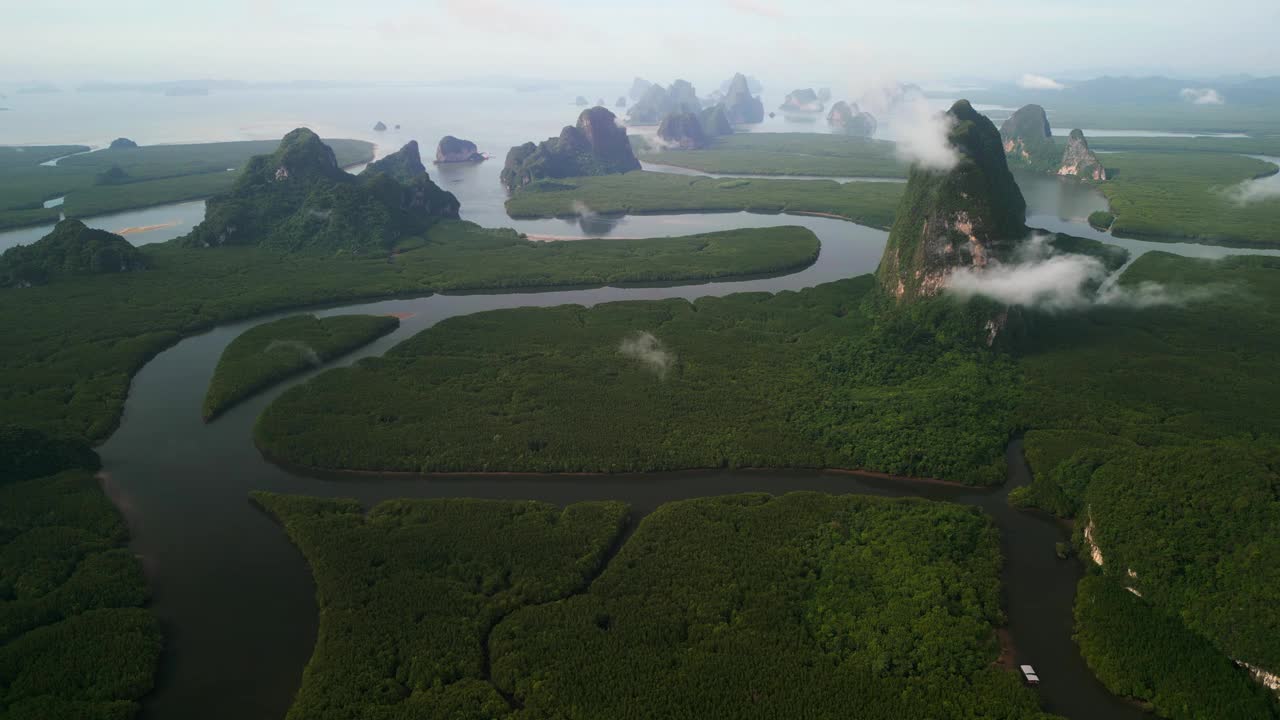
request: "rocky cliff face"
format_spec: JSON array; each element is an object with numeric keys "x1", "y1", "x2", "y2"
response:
[
  {"x1": 723, "y1": 73, "x2": 764, "y2": 124},
  {"x1": 781, "y1": 88, "x2": 824, "y2": 113},
  {"x1": 657, "y1": 111, "x2": 709, "y2": 150},
  {"x1": 1058, "y1": 129, "x2": 1107, "y2": 181},
  {"x1": 826, "y1": 101, "x2": 877, "y2": 137},
  {"x1": 435, "y1": 136, "x2": 484, "y2": 164},
  {"x1": 363, "y1": 140, "x2": 427, "y2": 182},
  {"x1": 876, "y1": 100, "x2": 1027, "y2": 303},
  {"x1": 1, "y1": 219, "x2": 147, "y2": 287},
  {"x1": 999, "y1": 104, "x2": 1058, "y2": 171},
  {"x1": 629, "y1": 77, "x2": 653, "y2": 102},
  {"x1": 501, "y1": 107, "x2": 640, "y2": 191},
  {"x1": 186, "y1": 128, "x2": 458, "y2": 252},
  {"x1": 627, "y1": 80, "x2": 701, "y2": 125}
]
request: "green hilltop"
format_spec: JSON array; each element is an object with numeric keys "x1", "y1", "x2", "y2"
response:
[
  {"x1": 0, "y1": 219, "x2": 147, "y2": 288},
  {"x1": 185, "y1": 129, "x2": 459, "y2": 253}
]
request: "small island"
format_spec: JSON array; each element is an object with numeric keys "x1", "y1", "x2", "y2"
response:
[
  {"x1": 373, "y1": 121, "x2": 387, "y2": 132},
  {"x1": 657, "y1": 111, "x2": 710, "y2": 149},
  {"x1": 999, "y1": 104, "x2": 1057, "y2": 171},
  {"x1": 1058, "y1": 129, "x2": 1108, "y2": 181},
  {"x1": 435, "y1": 135, "x2": 485, "y2": 163},
  {"x1": 108, "y1": 137, "x2": 138, "y2": 150},
  {"x1": 627, "y1": 79, "x2": 702, "y2": 125},
  {"x1": 827, "y1": 101, "x2": 877, "y2": 137},
  {"x1": 202, "y1": 313, "x2": 400, "y2": 421},
  {"x1": 501, "y1": 106, "x2": 641, "y2": 191},
  {"x1": 722, "y1": 73, "x2": 764, "y2": 124},
  {"x1": 780, "y1": 88, "x2": 825, "y2": 113}
]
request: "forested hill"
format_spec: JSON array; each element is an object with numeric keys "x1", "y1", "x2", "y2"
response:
[{"x1": 184, "y1": 129, "x2": 459, "y2": 253}]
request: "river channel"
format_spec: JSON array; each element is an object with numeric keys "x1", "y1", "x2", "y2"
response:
[{"x1": 80, "y1": 156, "x2": 1219, "y2": 719}]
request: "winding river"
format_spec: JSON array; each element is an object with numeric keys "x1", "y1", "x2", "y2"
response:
[{"x1": 80, "y1": 161, "x2": 1280, "y2": 720}]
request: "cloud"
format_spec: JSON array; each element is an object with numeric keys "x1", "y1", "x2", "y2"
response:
[
  {"x1": 619, "y1": 332, "x2": 675, "y2": 378},
  {"x1": 722, "y1": 0, "x2": 785, "y2": 18},
  {"x1": 945, "y1": 235, "x2": 1223, "y2": 310},
  {"x1": 890, "y1": 94, "x2": 959, "y2": 171},
  {"x1": 1018, "y1": 73, "x2": 1065, "y2": 90},
  {"x1": 264, "y1": 339, "x2": 321, "y2": 365},
  {"x1": 1222, "y1": 176, "x2": 1280, "y2": 205},
  {"x1": 1180, "y1": 87, "x2": 1224, "y2": 105}
]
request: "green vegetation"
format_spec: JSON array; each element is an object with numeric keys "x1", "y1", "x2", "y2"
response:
[
  {"x1": 256, "y1": 277, "x2": 1020, "y2": 484},
  {"x1": 639, "y1": 132, "x2": 908, "y2": 177},
  {"x1": 250, "y1": 492, "x2": 629, "y2": 720},
  {"x1": 258, "y1": 490, "x2": 1055, "y2": 719},
  {"x1": 1084, "y1": 442, "x2": 1280, "y2": 671},
  {"x1": 1099, "y1": 151, "x2": 1279, "y2": 246},
  {"x1": 0, "y1": 138, "x2": 372, "y2": 231},
  {"x1": 505, "y1": 171, "x2": 904, "y2": 229},
  {"x1": 0, "y1": 220, "x2": 823, "y2": 443},
  {"x1": 494, "y1": 493, "x2": 1053, "y2": 719},
  {"x1": 0, "y1": 431, "x2": 160, "y2": 719},
  {"x1": 1, "y1": 220, "x2": 146, "y2": 287},
  {"x1": 1012, "y1": 252, "x2": 1280, "y2": 704},
  {"x1": 1079, "y1": 134, "x2": 1280, "y2": 155},
  {"x1": 1087, "y1": 210, "x2": 1115, "y2": 230},
  {"x1": 1074, "y1": 574, "x2": 1280, "y2": 720},
  {"x1": 203, "y1": 314, "x2": 400, "y2": 421},
  {"x1": 184, "y1": 129, "x2": 459, "y2": 253}
]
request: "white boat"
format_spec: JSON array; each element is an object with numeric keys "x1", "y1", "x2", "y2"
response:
[{"x1": 1020, "y1": 664, "x2": 1041, "y2": 684}]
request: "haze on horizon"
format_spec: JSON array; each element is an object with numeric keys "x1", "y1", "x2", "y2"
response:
[{"x1": 2, "y1": 0, "x2": 1278, "y2": 90}]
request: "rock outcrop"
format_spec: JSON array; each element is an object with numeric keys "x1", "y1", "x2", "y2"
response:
[
  {"x1": 434, "y1": 136, "x2": 485, "y2": 164},
  {"x1": 1058, "y1": 129, "x2": 1107, "y2": 181},
  {"x1": 186, "y1": 128, "x2": 458, "y2": 252},
  {"x1": 876, "y1": 100, "x2": 1027, "y2": 303},
  {"x1": 723, "y1": 73, "x2": 764, "y2": 124},
  {"x1": 108, "y1": 137, "x2": 138, "y2": 150},
  {"x1": 780, "y1": 88, "x2": 824, "y2": 113},
  {"x1": 629, "y1": 77, "x2": 653, "y2": 102},
  {"x1": 627, "y1": 80, "x2": 702, "y2": 125},
  {"x1": 0, "y1": 219, "x2": 146, "y2": 288},
  {"x1": 575, "y1": 96, "x2": 589, "y2": 106},
  {"x1": 373, "y1": 121, "x2": 387, "y2": 132},
  {"x1": 657, "y1": 111, "x2": 709, "y2": 150},
  {"x1": 699, "y1": 104, "x2": 733, "y2": 138},
  {"x1": 364, "y1": 140, "x2": 427, "y2": 182},
  {"x1": 999, "y1": 104, "x2": 1058, "y2": 171},
  {"x1": 501, "y1": 107, "x2": 641, "y2": 191},
  {"x1": 826, "y1": 101, "x2": 877, "y2": 137}
]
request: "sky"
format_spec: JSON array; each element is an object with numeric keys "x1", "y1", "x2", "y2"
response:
[{"x1": 2, "y1": 0, "x2": 1277, "y2": 88}]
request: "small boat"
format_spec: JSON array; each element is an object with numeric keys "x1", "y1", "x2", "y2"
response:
[{"x1": 1020, "y1": 664, "x2": 1040, "y2": 685}]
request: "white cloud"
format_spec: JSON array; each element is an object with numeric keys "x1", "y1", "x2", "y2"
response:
[
  {"x1": 1018, "y1": 73, "x2": 1065, "y2": 90},
  {"x1": 1179, "y1": 87, "x2": 1225, "y2": 105},
  {"x1": 946, "y1": 235, "x2": 1223, "y2": 310},
  {"x1": 619, "y1": 332, "x2": 675, "y2": 378},
  {"x1": 889, "y1": 93, "x2": 958, "y2": 171}
]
